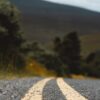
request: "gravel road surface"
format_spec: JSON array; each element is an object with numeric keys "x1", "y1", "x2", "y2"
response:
[{"x1": 0, "y1": 77, "x2": 100, "y2": 100}]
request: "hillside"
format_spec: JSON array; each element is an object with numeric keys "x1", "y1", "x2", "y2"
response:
[
  {"x1": 80, "y1": 33, "x2": 100, "y2": 56},
  {"x1": 10, "y1": 0, "x2": 100, "y2": 55}
]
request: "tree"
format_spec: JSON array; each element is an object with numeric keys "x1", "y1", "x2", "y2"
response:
[
  {"x1": 83, "y1": 51, "x2": 100, "y2": 77},
  {"x1": 64, "y1": 32, "x2": 80, "y2": 73},
  {"x1": 53, "y1": 36, "x2": 61, "y2": 56},
  {"x1": 0, "y1": 1, "x2": 24, "y2": 70},
  {"x1": 57, "y1": 32, "x2": 81, "y2": 74},
  {"x1": 86, "y1": 52, "x2": 96, "y2": 63}
]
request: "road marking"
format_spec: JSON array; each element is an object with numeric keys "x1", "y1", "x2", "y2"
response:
[
  {"x1": 21, "y1": 78, "x2": 53, "y2": 100},
  {"x1": 57, "y1": 78, "x2": 88, "y2": 100}
]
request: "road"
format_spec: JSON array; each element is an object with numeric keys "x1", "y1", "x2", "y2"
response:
[{"x1": 0, "y1": 77, "x2": 100, "y2": 100}]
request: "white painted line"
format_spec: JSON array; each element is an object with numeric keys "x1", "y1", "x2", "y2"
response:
[
  {"x1": 57, "y1": 78, "x2": 88, "y2": 100},
  {"x1": 21, "y1": 78, "x2": 53, "y2": 100}
]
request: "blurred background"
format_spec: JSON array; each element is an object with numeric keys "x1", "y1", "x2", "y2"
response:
[{"x1": 0, "y1": 0, "x2": 100, "y2": 79}]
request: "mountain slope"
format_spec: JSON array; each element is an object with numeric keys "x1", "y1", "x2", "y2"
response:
[
  {"x1": 9, "y1": 0, "x2": 100, "y2": 55},
  {"x1": 10, "y1": 0, "x2": 100, "y2": 40}
]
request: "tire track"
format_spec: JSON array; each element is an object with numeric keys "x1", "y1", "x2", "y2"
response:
[
  {"x1": 21, "y1": 78, "x2": 53, "y2": 100},
  {"x1": 57, "y1": 78, "x2": 88, "y2": 100}
]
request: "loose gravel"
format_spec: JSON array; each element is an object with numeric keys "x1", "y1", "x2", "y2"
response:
[
  {"x1": 42, "y1": 79, "x2": 66, "y2": 100},
  {"x1": 0, "y1": 77, "x2": 42, "y2": 100},
  {"x1": 64, "y1": 79, "x2": 100, "y2": 100},
  {"x1": 0, "y1": 78, "x2": 100, "y2": 100}
]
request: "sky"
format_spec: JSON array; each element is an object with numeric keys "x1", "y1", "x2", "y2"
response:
[{"x1": 44, "y1": 0, "x2": 100, "y2": 12}]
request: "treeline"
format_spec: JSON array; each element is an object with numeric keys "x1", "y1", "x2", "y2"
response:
[
  {"x1": 0, "y1": 1, "x2": 100, "y2": 77},
  {"x1": 0, "y1": 1, "x2": 26, "y2": 71}
]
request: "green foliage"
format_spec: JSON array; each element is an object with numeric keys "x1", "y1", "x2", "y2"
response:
[
  {"x1": 53, "y1": 36, "x2": 61, "y2": 56},
  {"x1": 23, "y1": 42, "x2": 45, "y2": 58},
  {"x1": 86, "y1": 52, "x2": 96, "y2": 63},
  {"x1": 0, "y1": 1, "x2": 99, "y2": 78},
  {"x1": 36, "y1": 54, "x2": 67, "y2": 76},
  {"x1": 53, "y1": 32, "x2": 100, "y2": 77},
  {"x1": 0, "y1": 1, "x2": 25, "y2": 71},
  {"x1": 80, "y1": 51, "x2": 100, "y2": 77},
  {"x1": 53, "y1": 32, "x2": 81, "y2": 74}
]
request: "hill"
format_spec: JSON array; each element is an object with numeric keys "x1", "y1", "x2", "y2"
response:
[
  {"x1": 80, "y1": 33, "x2": 100, "y2": 56},
  {"x1": 10, "y1": 0, "x2": 100, "y2": 55}
]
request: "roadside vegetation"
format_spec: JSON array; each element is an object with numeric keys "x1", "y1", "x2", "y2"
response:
[{"x1": 0, "y1": 1, "x2": 100, "y2": 79}]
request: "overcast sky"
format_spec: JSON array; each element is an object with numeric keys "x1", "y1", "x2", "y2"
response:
[{"x1": 44, "y1": 0, "x2": 100, "y2": 12}]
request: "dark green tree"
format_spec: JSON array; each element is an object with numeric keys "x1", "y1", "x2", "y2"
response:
[
  {"x1": 0, "y1": 1, "x2": 24, "y2": 70},
  {"x1": 59, "y1": 32, "x2": 81, "y2": 74},
  {"x1": 86, "y1": 52, "x2": 96, "y2": 63},
  {"x1": 53, "y1": 36, "x2": 61, "y2": 55},
  {"x1": 83, "y1": 51, "x2": 100, "y2": 77}
]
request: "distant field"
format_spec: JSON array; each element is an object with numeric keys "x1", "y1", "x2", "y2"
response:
[{"x1": 80, "y1": 33, "x2": 100, "y2": 56}]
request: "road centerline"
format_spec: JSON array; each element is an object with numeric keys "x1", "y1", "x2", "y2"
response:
[{"x1": 57, "y1": 78, "x2": 88, "y2": 100}]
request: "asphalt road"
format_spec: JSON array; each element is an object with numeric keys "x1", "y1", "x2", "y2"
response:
[{"x1": 0, "y1": 77, "x2": 100, "y2": 100}]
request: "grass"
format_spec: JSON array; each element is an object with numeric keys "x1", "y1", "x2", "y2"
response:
[
  {"x1": 0, "y1": 70, "x2": 96, "y2": 80},
  {"x1": 70, "y1": 74, "x2": 98, "y2": 80},
  {"x1": 0, "y1": 71, "x2": 32, "y2": 80},
  {"x1": 25, "y1": 59, "x2": 57, "y2": 77},
  {"x1": 0, "y1": 70, "x2": 56, "y2": 80},
  {"x1": 80, "y1": 33, "x2": 100, "y2": 57},
  {"x1": 0, "y1": 59, "x2": 57, "y2": 80}
]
